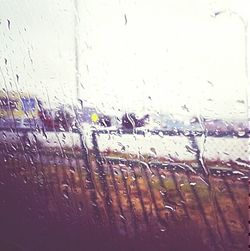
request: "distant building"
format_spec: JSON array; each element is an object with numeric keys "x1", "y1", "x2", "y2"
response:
[{"x1": 0, "y1": 90, "x2": 41, "y2": 128}]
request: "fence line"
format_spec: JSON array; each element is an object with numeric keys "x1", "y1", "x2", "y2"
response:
[{"x1": 0, "y1": 127, "x2": 248, "y2": 250}]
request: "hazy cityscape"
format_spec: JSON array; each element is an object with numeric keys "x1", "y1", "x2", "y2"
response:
[{"x1": 0, "y1": 0, "x2": 249, "y2": 250}]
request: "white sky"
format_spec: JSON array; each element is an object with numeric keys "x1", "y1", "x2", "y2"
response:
[{"x1": 0, "y1": 0, "x2": 249, "y2": 119}]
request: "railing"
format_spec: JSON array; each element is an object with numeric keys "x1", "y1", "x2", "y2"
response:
[{"x1": 0, "y1": 127, "x2": 248, "y2": 250}]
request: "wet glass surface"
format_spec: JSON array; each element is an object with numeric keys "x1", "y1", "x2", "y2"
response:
[{"x1": 0, "y1": 0, "x2": 249, "y2": 250}]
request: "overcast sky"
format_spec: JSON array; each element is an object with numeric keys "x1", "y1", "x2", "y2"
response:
[{"x1": 0, "y1": 0, "x2": 249, "y2": 119}]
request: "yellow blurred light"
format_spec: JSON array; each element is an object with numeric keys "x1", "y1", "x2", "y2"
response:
[{"x1": 91, "y1": 113, "x2": 99, "y2": 123}]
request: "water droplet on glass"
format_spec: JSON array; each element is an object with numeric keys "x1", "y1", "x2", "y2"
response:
[
  {"x1": 158, "y1": 131, "x2": 163, "y2": 137},
  {"x1": 237, "y1": 130, "x2": 245, "y2": 137},
  {"x1": 62, "y1": 189, "x2": 69, "y2": 199},
  {"x1": 7, "y1": 19, "x2": 10, "y2": 30},
  {"x1": 150, "y1": 147, "x2": 157, "y2": 156},
  {"x1": 78, "y1": 201, "x2": 84, "y2": 211},
  {"x1": 164, "y1": 205, "x2": 175, "y2": 211},
  {"x1": 119, "y1": 215, "x2": 126, "y2": 221}
]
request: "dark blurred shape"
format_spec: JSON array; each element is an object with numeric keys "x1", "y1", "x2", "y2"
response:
[
  {"x1": 38, "y1": 103, "x2": 75, "y2": 132},
  {"x1": 38, "y1": 110, "x2": 55, "y2": 131},
  {"x1": 38, "y1": 101, "x2": 55, "y2": 131},
  {"x1": 54, "y1": 108, "x2": 75, "y2": 131},
  {"x1": 99, "y1": 115, "x2": 111, "y2": 127},
  {"x1": 121, "y1": 113, "x2": 149, "y2": 129}
]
